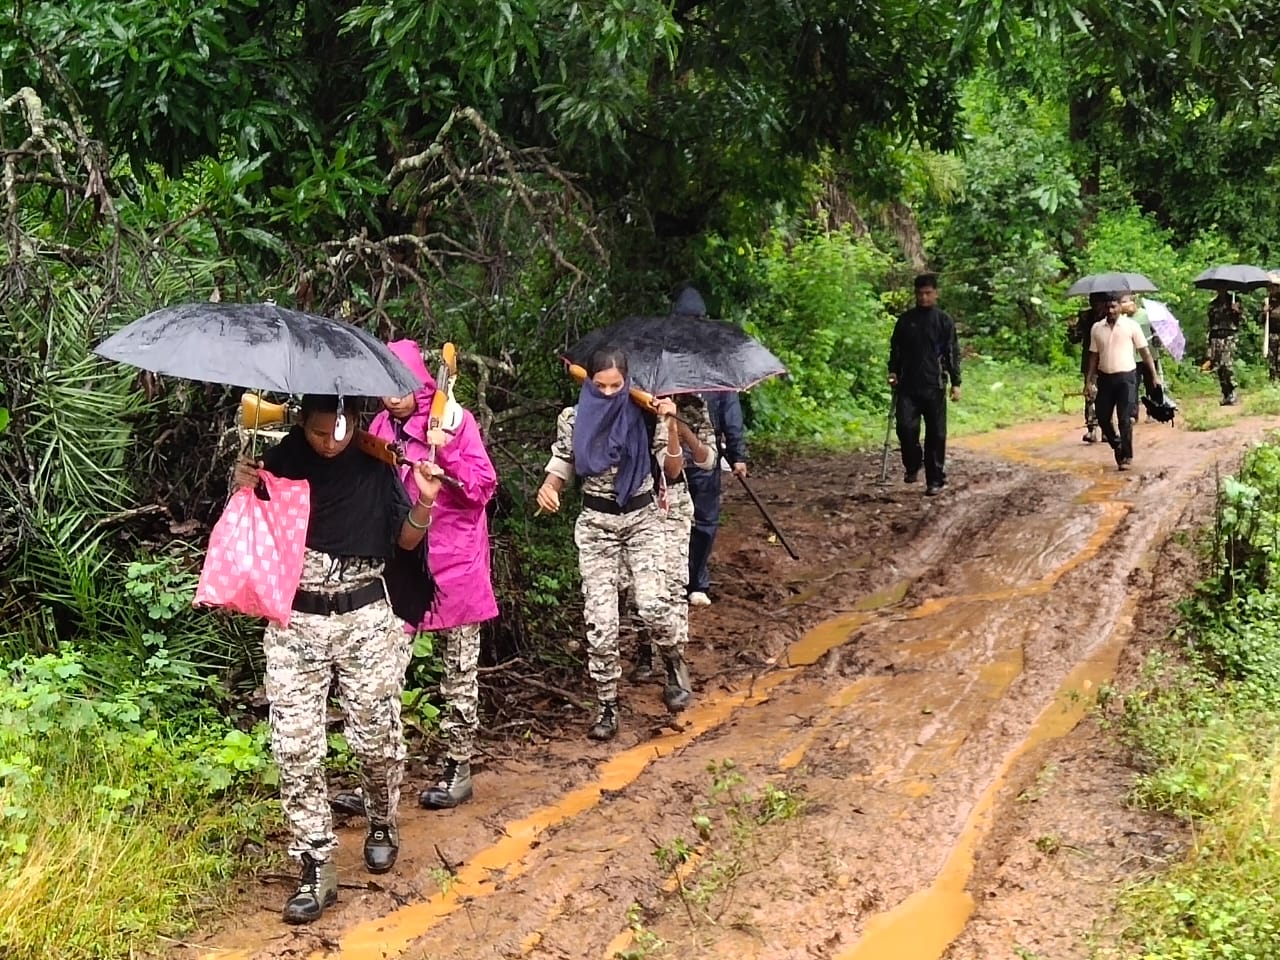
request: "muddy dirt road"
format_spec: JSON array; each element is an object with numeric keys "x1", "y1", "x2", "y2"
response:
[{"x1": 187, "y1": 410, "x2": 1275, "y2": 960}]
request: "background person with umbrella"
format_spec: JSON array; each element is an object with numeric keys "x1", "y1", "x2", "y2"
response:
[
  {"x1": 1084, "y1": 294, "x2": 1162, "y2": 471},
  {"x1": 1064, "y1": 273, "x2": 1159, "y2": 442},
  {"x1": 887, "y1": 272, "x2": 962, "y2": 496},
  {"x1": 1194, "y1": 264, "x2": 1272, "y2": 405},
  {"x1": 1070, "y1": 293, "x2": 1110, "y2": 442},
  {"x1": 662, "y1": 287, "x2": 752, "y2": 608}
]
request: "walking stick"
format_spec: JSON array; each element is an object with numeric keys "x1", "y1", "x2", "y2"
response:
[
  {"x1": 878, "y1": 388, "x2": 896, "y2": 485},
  {"x1": 726, "y1": 461, "x2": 800, "y2": 560}
]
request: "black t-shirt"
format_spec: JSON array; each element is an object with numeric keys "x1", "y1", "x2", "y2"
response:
[{"x1": 889, "y1": 306, "x2": 961, "y2": 393}]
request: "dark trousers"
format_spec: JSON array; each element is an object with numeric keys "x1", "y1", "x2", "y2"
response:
[
  {"x1": 897, "y1": 388, "x2": 947, "y2": 485},
  {"x1": 687, "y1": 466, "x2": 721, "y2": 593},
  {"x1": 1096, "y1": 371, "x2": 1136, "y2": 464}
]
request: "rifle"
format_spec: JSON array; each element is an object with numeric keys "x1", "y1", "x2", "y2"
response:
[
  {"x1": 239, "y1": 392, "x2": 462, "y2": 488},
  {"x1": 426, "y1": 343, "x2": 459, "y2": 467}
]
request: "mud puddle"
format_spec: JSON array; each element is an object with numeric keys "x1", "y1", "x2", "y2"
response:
[{"x1": 182, "y1": 413, "x2": 1273, "y2": 960}]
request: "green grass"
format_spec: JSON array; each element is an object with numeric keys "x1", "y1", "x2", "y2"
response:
[
  {"x1": 0, "y1": 742, "x2": 272, "y2": 960},
  {"x1": 0, "y1": 650, "x2": 277, "y2": 959},
  {"x1": 1104, "y1": 443, "x2": 1280, "y2": 959}
]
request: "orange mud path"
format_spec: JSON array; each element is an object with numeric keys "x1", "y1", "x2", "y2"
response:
[{"x1": 182, "y1": 410, "x2": 1273, "y2": 960}]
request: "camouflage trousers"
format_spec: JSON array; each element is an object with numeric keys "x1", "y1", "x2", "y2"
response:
[
  {"x1": 436, "y1": 623, "x2": 481, "y2": 763},
  {"x1": 622, "y1": 485, "x2": 693, "y2": 657},
  {"x1": 576, "y1": 502, "x2": 678, "y2": 702},
  {"x1": 263, "y1": 597, "x2": 412, "y2": 861},
  {"x1": 1210, "y1": 336, "x2": 1237, "y2": 396}
]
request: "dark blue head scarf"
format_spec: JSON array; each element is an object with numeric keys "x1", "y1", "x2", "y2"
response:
[{"x1": 572, "y1": 378, "x2": 651, "y2": 504}]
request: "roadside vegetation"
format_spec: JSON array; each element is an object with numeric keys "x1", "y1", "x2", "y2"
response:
[
  {"x1": 2, "y1": 1, "x2": 1279, "y2": 955},
  {"x1": 1106, "y1": 439, "x2": 1280, "y2": 959}
]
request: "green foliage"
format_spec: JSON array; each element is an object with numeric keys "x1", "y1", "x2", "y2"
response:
[
  {"x1": 1112, "y1": 438, "x2": 1280, "y2": 959},
  {"x1": 0, "y1": 647, "x2": 275, "y2": 959},
  {"x1": 708, "y1": 227, "x2": 896, "y2": 444}
]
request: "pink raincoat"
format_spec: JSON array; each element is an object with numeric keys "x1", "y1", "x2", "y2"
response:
[{"x1": 369, "y1": 340, "x2": 499, "y2": 630}]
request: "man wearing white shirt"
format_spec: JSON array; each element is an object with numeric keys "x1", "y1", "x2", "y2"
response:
[{"x1": 1084, "y1": 295, "x2": 1162, "y2": 471}]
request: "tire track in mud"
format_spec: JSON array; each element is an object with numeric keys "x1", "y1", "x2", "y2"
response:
[{"x1": 195, "y1": 415, "x2": 1269, "y2": 960}]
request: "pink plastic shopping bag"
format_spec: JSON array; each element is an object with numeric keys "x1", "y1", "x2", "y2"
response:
[{"x1": 195, "y1": 471, "x2": 310, "y2": 627}]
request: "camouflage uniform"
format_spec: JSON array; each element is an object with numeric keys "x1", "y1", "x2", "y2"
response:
[
  {"x1": 628, "y1": 396, "x2": 717, "y2": 656},
  {"x1": 546, "y1": 406, "x2": 679, "y2": 702},
  {"x1": 1264, "y1": 293, "x2": 1280, "y2": 381},
  {"x1": 1072, "y1": 309, "x2": 1099, "y2": 432},
  {"x1": 263, "y1": 549, "x2": 412, "y2": 862},
  {"x1": 436, "y1": 623, "x2": 481, "y2": 763},
  {"x1": 1207, "y1": 297, "x2": 1241, "y2": 400}
]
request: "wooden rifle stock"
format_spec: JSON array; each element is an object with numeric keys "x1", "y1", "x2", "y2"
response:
[{"x1": 238, "y1": 392, "x2": 460, "y2": 487}]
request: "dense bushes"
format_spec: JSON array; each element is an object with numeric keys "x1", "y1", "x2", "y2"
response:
[{"x1": 1113, "y1": 441, "x2": 1280, "y2": 958}]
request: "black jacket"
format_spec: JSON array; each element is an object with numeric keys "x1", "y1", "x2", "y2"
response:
[{"x1": 888, "y1": 306, "x2": 962, "y2": 393}]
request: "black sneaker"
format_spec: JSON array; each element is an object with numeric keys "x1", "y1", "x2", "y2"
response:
[
  {"x1": 904, "y1": 470, "x2": 920, "y2": 483},
  {"x1": 924, "y1": 481, "x2": 946, "y2": 497},
  {"x1": 363, "y1": 822, "x2": 399, "y2": 874},
  {"x1": 1221, "y1": 393, "x2": 1238, "y2": 406},
  {"x1": 419, "y1": 759, "x2": 473, "y2": 810},
  {"x1": 282, "y1": 853, "x2": 338, "y2": 924}
]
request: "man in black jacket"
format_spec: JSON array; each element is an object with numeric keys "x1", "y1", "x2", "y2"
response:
[{"x1": 887, "y1": 273, "x2": 962, "y2": 496}]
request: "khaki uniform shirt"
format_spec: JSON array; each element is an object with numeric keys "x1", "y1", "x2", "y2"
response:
[{"x1": 1090, "y1": 316, "x2": 1147, "y2": 374}]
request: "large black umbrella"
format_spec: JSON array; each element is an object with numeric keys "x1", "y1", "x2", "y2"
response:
[
  {"x1": 566, "y1": 315, "x2": 786, "y2": 396},
  {"x1": 1193, "y1": 264, "x2": 1271, "y2": 292},
  {"x1": 93, "y1": 302, "x2": 423, "y2": 396},
  {"x1": 1065, "y1": 272, "x2": 1158, "y2": 297}
]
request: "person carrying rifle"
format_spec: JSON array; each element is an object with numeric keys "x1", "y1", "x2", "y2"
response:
[
  {"x1": 887, "y1": 273, "x2": 962, "y2": 496},
  {"x1": 536, "y1": 346, "x2": 691, "y2": 741},
  {"x1": 232, "y1": 395, "x2": 443, "y2": 924},
  {"x1": 369, "y1": 340, "x2": 498, "y2": 811}
]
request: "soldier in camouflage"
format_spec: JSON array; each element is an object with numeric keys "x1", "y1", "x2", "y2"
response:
[
  {"x1": 536, "y1": 346, "x2": 690, "y2": 740},
  {"x1": 1207, "y1": 290, "x2": 1243, "y2": 405},
  {"x1": 1262, "y1": 282, "x2": 1280, "y2": 382},
  {"x1": 630, "y1": 393, "x2": 718, "y2": 680},
  {"x1": 1071, "y1": 296, "x2": 1108, "y2": 442},
  {"x1": 231, "y1": 393, "x2": 442, "y2": 925}
]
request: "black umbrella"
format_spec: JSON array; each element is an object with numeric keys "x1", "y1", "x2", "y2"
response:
[
  {"x1": 566, "y1": 315, "x2": 786, "y2": 396},
  {"x1": 93, "y1": 302, "x2": 423, "y2": 396},
  {"x1": 1065, "y1": 272, "x2": 1158, "y2": 297},
  {"x1": 1193, "y1": 264, "x2": 1271, "y2": 292}
]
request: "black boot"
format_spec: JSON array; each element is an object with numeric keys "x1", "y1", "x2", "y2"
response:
[
  {"x1": 330, "y1": 789, "x2": 366, "y2": 818},
  {"x1": 662, "y1": 654, "x2": 692, "y2": 713},
  {"x1": 629, "y1": 644, "x2": 654, "y2": 681},
  {"x1": 363, "y1": 821, "x2": 399, "y2": 874},
  {"x1": 282, "y1": 853, "x2": 338, "y2": 924},
  {"x1": 418, "y1": 759, "x2": 473, "y2": 810},
  {"x1": 588, "y1": 701, "x2": 619, "y2": 741}
]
